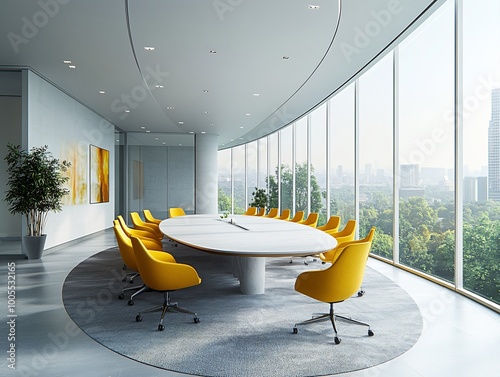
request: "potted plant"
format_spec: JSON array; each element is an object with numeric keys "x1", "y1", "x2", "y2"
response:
[
  {"x1": 250, "y1": 187, "x2": 268, "y2": 213},
  {"x1": 4, "y1": 143, "x2": 71, "y2": 259}
]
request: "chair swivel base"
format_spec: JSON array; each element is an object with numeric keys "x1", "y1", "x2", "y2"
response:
[
  {"x1": 292, "y1": 303, "x2": 373, "y2": 344},
  {"x1": 118, "y1": 284, "x2": 150, "y2": 306},
  {"x1": 135, "y1": 291, "x2": 200, "y2": 331}
]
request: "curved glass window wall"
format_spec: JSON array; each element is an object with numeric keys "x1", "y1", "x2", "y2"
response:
[{"x1": 217, "y1": 0, "x2": 500, "y2": 311}]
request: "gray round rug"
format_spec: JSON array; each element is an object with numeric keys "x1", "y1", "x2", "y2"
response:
[{"x1": 62, "y1": 245, "x2": 422, "y2": 377}]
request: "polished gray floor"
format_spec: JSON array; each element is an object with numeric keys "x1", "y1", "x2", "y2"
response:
[{"x1": 0, "y1": 230, "x2": 498, "y2": 377}]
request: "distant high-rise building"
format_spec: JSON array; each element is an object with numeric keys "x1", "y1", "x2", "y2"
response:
[
  {"x1": 400, "y1": 164, "x2": 424, "y2": 199},
  {"x1": 400, "y1": 164, "x2": 420, "y2": 187},
  {"x1": 488, "y1": 88, "x2": 500, "y2": 201},
  {"x1": 464, "y1": 176, "x2": 488, "y2": 202}
]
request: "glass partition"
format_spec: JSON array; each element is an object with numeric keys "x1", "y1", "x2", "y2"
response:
[
  {"x1": 398, "y1": 2, "x2": 455, "y2": 283},
  {"x1": 359, "y1": 53, "x2": 394, "y2": 259},
  {"x1": 462, "y1": 0, "x2": 500, "y2": 304}
]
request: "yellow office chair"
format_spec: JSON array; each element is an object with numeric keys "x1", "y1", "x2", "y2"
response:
[
  {"x1": 299, "y1": 212, "x2": 319, "y2": 227},
  {"x1": 292, "y1": 241, "x2": 374, "y2": 344},
  {"x1": 320, "y1": 227, "x2": 376, "y2": 265},
  {"x1": 244, "y1": 207, "x2": 257, "y2": 215},
  {"x1": 255, "y1": 207, "x2": 266, "y2": 216},
  {"x1": 144, "y1": 209, "x2": 162, "y2": 225},
  {"x1": 131, "y1": 236, "x2": 201, "y2": 331},
  {"x1": 130, "y1": 212, "x2": 163, "y2": 239},
  {"x1": 169, "y1": 207, "x2": 186, "y2": 218},
  {"x1": 317, "y1": 215, "x2": 341, "y2": 233},
  {"x1": 289, "y1": 211, "x2": 304, "y2": 223},
  {"x1": 324, "y1": 219, "x2": 357, "y2": 243},
  {"x1": 113, "y1": 221, "x2": 176, "y2": 306},
  {"x1": 266, "y1": 208, "x2": 279, "y2": 218},
  {"x1": 278, "y1": 209, "x2": 291, "y2": 220},
  {"x1": 116, "y1": 215, "x2": 162, "y2": 249}
]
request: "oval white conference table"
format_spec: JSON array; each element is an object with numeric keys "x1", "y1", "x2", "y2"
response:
[{"x1": 159, "y1": 214, "x2": 337, "y2": 295}]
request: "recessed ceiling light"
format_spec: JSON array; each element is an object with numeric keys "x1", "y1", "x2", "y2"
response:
[
  {"x1": 308, "y1": 5, "x2": 320, "y2": 10},
  {"x1": 189, "y1": 131, "x2": 194, "y2": 134},
  {"x1": 166, "y1": 106, "x2": 174, "y2": 110},
  {"x1": 239, "y1": 137, "x2": 243, "y2": 140},
  {"x1": 204, "y1": 111, "x2": 209, "y2": 114},
  {"x1": 201, "y1": 131, "x2": 206, "y2": 134},
  {"x1": 246, "y1": 113, "x2": 251, "y2": 116},
  {"x1": 140, "y1": 126, "x2": 146, "y2": 129},
  {"x1": 155, "y1": 84, "x2": 164, "y2": 88},
  {"x1": 155, "y1": 137, "x2": 159, "y2": 140},
  {"x1": 179, "y1": 144, "x2": 182, "y2": 146},
  {"x1": 240, "y1": 126, "x2": 244, "y2": 129},
  {"x1": 253, "y1": 93, "x2": 260, "y2": 97},
  {"x1": 68, "y1": 65, "x2": 76, "y2": 69},
  {"x1": 146, "y1": 130, "x2": 151, "y2": 133},
  {"x1": 203, "y1": 90, "x2": 209, "y2": 93},
  {"x1": 162, "y1": 142, "x2": 166, "y2": 145},
  {"x1": 125, "y1": 110, "x2": 130, "y2": 113},
  {"x1": 99, "y1": 90, "x2": 105, "y2": 94},
  {"x1": 209, "y1": 50, "x2": 217, "y2": 54},
  {"x1": 209, "y1": 123, "x2": 214, "y2": 126},
  {"x1": 63, "y1": 60, "x2": 72, "y2": 64},
  {"x1": 179, "y1": 121, "x2": 184, "y2": 125},
  {"x1": 144, "y1": 46, "x2": 155, "y2": 51},
  {"x1": 282, "y1": 56, "x2": 289, "y2": 60}
]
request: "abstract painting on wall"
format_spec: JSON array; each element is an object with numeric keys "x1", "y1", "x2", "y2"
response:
[
  {"x1": 90, "y1": 145, "x2": 109, "y2": 203},
  {"x1": 61, "y1": 143, "x2": 87, "y2": 205}
]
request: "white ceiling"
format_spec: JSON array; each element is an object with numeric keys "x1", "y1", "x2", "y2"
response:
[{"x1": 0, "y1": 0, "x2": 442, "y2": 149}]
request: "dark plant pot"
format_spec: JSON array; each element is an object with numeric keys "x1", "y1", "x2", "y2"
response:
[{"x1": 22, "y1": 234, "x2": 47, "y2": 259}]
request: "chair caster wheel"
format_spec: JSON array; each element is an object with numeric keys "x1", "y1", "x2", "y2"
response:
[
  {"x1": 158, "y1": 324, "x2": 165, "y2": 331},
  {"x1": 334, "y1": 337, "x2": 341, "y2": 344},
  {"x1": 118, "y1": 293, "x2": 124, "y2": 300},
  {"x1": 368, "y1": 330, "x2": 374, "y2": 336},
  {"x1": 194, "y1": 317, "x2": 200, "y2": 323},
  {"x1": 128, "y1": 300, "x2": 134, "y2": 306},
  {"x1": 358, "y1": 290, "x2": 365, "y2": 297},
  {"x1": 293, "y1": 327, "x2": 298, "y2": 334},
  {"x1": 135, "y1": 315, "x2": 142, "y2": 322}
]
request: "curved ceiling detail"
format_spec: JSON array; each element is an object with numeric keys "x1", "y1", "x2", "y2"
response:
[{"x1": 0, "y1": 0, "x2": 443, "y2": 149}]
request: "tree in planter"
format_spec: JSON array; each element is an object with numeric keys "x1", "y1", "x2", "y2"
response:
[
  {"x1": 250, "y1": 187, "x2": 268, "y2": 212},
  {"x1": 4, "y1": 144, "x2": 71, "y2": 241}
]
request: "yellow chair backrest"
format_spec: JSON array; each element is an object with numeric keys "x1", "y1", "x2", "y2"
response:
[
  {"x1": 117, "y1": 215, "x2": 161, "y2": 244},
  {"x1": 278, "y1": 209, "x2": 291, "y2": 220},
  {"x1": 266, "y1": 208, "x2": 279, "y2": 218},
  {"x1": 321, "y1": 226, "x2": 375, "y2": 264},
  {"x1": 113, "y1": 220, "x2": 139, "y2": 271},
  {"x1": 317, "y1": 215, "x2": 341, "y2": 232},
  {"x1": 326, "y1": 219, "x2": 356, "y2": 243},
  {"x1": 131, "y1": 237, "x2": 201, "y2": 291},
  {"x1": 295, "y1": 241, "x2": 372, "y2": 303},
  {"x1": 169, "y1": 207, "x2": 186, "y2": 217},
  {"x1": 244, "y1": 207, "x2": 257, "y2": 215},
  {"x1": 289, "y1": 211, "x2": 304, "y2": 222},
  {"x1": 144, "y1": 209, "x2": 161, "y2": 224},
  {"x1": 255, "y1": 207, "x2": 266, "y2": 216},
  {"x1": 300, "y1": 213, "x2": 319, "y2": 227}
]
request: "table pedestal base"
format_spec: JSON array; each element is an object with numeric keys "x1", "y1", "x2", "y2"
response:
[{"x1": 230, "y1": 256, "x2": 266, "y2": 294}]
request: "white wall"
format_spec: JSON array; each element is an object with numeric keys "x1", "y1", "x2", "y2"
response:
[
  {"x1": 27, "y1": 71, "x2": 115, "y2": 249},
  {"x1": 0, "y1": 71, "x2": 22, "y2": 238}
]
